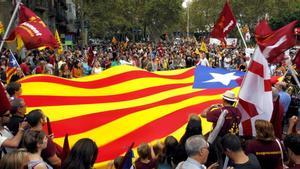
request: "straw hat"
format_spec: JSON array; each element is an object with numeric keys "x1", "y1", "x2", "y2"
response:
[{"x1": 222, "y1": 90, "x2": 237, "y2": 102}]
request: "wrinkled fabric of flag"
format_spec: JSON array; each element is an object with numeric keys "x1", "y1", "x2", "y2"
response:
[{"x1": 20, "y1": 65, "x2": 244, "y2": 168}]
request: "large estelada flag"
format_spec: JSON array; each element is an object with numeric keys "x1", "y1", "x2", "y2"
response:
[
  {"x1": 19, "y1": 65, "x2": 244, "y2": 168},
  {"x1": 210, "y1": 1, "x2": 237, "y2": 42},
  {"x1": 7, "y1": 4, "x2": 58, "y2": 50}
]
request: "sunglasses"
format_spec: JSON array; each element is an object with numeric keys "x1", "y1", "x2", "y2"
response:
[{"x1": 1, "y1": 113, "x2": 11, "y2": 117}]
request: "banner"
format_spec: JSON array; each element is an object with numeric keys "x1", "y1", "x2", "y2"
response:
[{"x1": 210, "y1": 1, "x2": 237, "y2": 42}]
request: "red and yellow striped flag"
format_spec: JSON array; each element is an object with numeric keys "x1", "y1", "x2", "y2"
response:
[{"x1": 20, "y1": 65, "x2": 230, "y2": 168}]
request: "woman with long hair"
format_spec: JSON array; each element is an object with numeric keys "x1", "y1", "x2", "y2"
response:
[
  {"x1": 24, "y1": 130, "x2": 52, "y2": 169},
  {"x1": 245, "y1": 119, "x2": 285, "y2": 169},
  {"x1": 62, "y1": 138, "x2": 98, "y2": 169},
  {"x1": 0, "y1": 149, "x2": 29, "y2": 169}
]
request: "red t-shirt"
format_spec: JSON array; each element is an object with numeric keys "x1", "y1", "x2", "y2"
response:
[
  {"x1": 35, "y1": 66, "x2": 44, "y2": 74},
  {"x1": 207, "y1": 106, "x2": 241, "y2": 136},
  {"x1": 20, "y1": 63, "x2": 30, "y2": 75},
  {"x1": 246, "y1": 139, "x2": 283, "y2": 169},
  {"x1": 135, "y1": 158, "x2": 157, "y2": 169}
]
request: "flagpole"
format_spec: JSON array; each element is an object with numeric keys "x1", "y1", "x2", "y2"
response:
[
  {"x1": 236, "y1": 23, "x2": 248, "y2": 49},
  {"x1": 0, "y1": 0, "x2": 21, "y2": 52},
  {"x1": 9, "y1": 49, "x2": 25, "y2": 77}
]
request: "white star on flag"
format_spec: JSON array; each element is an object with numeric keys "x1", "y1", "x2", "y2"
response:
[
  {"x1": 10, "y1": 59, "x2": 17, "y2": 66},
  {"x1": 204, "y1": 72, "x2": 240, "y2": 86}
]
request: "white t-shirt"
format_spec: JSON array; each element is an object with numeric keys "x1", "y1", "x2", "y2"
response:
[
  {"x1": 0, "y1": 126, "x2": 14, "y2": 155},
  {"x1": 92, "y1": 67, "x2": 103, "y2": 74},
  {"x1": 199, "y1": 58, "x2": 209, "y2": 66},
  {"x1": 224, "y1": 57, "x2": 231, "y2": 68}
]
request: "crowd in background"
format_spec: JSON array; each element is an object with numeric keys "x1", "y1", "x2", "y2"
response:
[{"x1": 0, "y1": 39, "x2": 300, "y2": 169}]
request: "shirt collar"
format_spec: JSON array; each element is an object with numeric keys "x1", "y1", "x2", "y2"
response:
[{"x1": 187, "y1": 157, "x2": 206, "y2": 169}]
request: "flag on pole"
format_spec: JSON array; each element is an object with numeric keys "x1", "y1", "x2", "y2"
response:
[
  {"x1": 6, "y1": 4, "x2": 58, "y2": 50},
  {"x1": 237, "y1": 47, "x2": 273, "y2": 136},
  {"x1": 238, "y1": 20, "x2": 298, "y2": 137},
  {"x1": 210, "y1": 1, "x2": 237, "y2": 42},
  {"x1": 61, "y1": 133, "x2": 70, "y2": 162},
  {"x1": 18, "y1": 4, "x2": 41, "y2": 23},
  {"x1": 195, "y1": 48, "x2": 201, "y2": 55},
  {"x1": 0, "y1": 83, "x2": 11, "y2": 115},
  {"x1": 6, "y1": 51, "x2": 19, "y2": 83},
  {"x1": 255, "y1": 20, "x2": 298, "y2": 64},
  {"x1": 200, "y1": 41, "x2": 208, "y2": 53},
  {"x1": 55, "y1": 30, "x2": 63, "y2": 55}
]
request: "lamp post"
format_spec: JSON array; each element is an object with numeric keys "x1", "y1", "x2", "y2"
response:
[{"x1": 182, "y1": 0, "x2": 192, "y2": 39}]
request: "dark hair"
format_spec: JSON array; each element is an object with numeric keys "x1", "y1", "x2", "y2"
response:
[
  {"x1": 10, "y1": 98, "x2": 24, "y2": 114},
  {"x1": 113, "y1": 156, "x2": 124, "y2": 169},
  {"x1": 179, "y1": 117, "x2": 202, "y2": 145},
  {"x1": 137, "y1": 143, "x2": 151, "y2": 160},
  {"x1": 223, "y1": 99, "x2": 235, "y2": 106},
  {"x1": 164, "y1": 136, "x2": 178, "y2": 166},
  {"x1": 23, "y1": 130, "x2": 46, "y2": 153},
  {"x1": 284, "y1": 134, "x2": 300, "y2": 155},
  {"x1": 6, "y1": 82, "x2": 21, "y2": 97},
  {"x1": 62, "y1": 138, "x2": 98, "y2": 169},
  {"x1": 26, "y1": 109, "x2": 44, "y2": 127},
  {"x1": 221, "y1": 133, "x2": 242, "y2": 152}
]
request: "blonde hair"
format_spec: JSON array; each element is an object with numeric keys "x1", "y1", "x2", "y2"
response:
[
  {"x1": 0, "y1": 149, "x2": 29, "y2": 169},
  {"x1": 255, "y1": 119, "x2": 275, "y2": 141}
]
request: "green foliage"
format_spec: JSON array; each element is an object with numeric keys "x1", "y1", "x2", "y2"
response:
[
  {"x1": 81, "y1": 0, "x2": 183, "y2": 39},
  {"x1": 78, "y1": 0, "x2": 300, "y2": 40}
]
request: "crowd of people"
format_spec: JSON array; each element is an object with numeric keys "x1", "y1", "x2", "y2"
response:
[{"x1": 0, "y1": 39, "x2": 300, "y2": 169}]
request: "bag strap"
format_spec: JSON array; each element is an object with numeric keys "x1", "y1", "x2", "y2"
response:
[{"x1": 275, "y1": 139, "x2": 287, "y2": 169}]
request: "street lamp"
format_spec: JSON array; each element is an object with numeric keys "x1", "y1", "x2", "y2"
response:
[{"x1": 182, "y1": 0, "x2": 192, "y2": 39}]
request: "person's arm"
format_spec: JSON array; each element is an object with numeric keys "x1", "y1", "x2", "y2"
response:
[
  {"x1": 287, "y1": 116, "x2": 299, "y2": 135},
  {"x1": 2, "y1": 122, "x2": 27, "y2": 148},
  {"x1": 201, "y1": 104, "x2": 222, "y2": 118},
  {"x1": 208, "y1": 110, "x2": 228, "y2": 144},
  {"x1": 47, "y1": 154, "x2": 61, "y2": 168}
]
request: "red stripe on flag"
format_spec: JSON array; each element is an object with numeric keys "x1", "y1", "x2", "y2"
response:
[
  {"x1": 6, "y1": 67, "x2": 17, "y2": 81},
  {"x1": 242, "y1": 119, "x2": 253, "y2": 136},
  {"x1": 238, "y1": 98, "x2": 259, "y2": 117},
  {"x1": 264, "y1": 79, "x2": 272, "y2": 92},
  {"x1": 248, "y1": 60, "x2": 264, "y2": 78},
  {"x1": 21, "y1": 83, "x2": 193, "y2": 106},
  {"x1": 97, "y1": 100, "x2": 221, "y2": 162},
  {"x1": 48, "y1": 88, "x2": 228, "y2": 137},
  {"x1": 20, "y1": 69, "x2": 195, "y2": 88}
]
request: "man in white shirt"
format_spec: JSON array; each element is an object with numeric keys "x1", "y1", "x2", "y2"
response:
[
  {"x1": 197, "y1": 53, "x2": 209, "y2": 67},
  {"x1": 176, "y1": 135, "x2": 218, "y2": 169}
]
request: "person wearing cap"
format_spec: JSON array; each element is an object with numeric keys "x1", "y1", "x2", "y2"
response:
[
  {"x1": 201, "y1": 90, "x2": 241, "y2": 137},
  {"x1": 0, "y1": 83, "x2": 27, "y2": 156}
]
